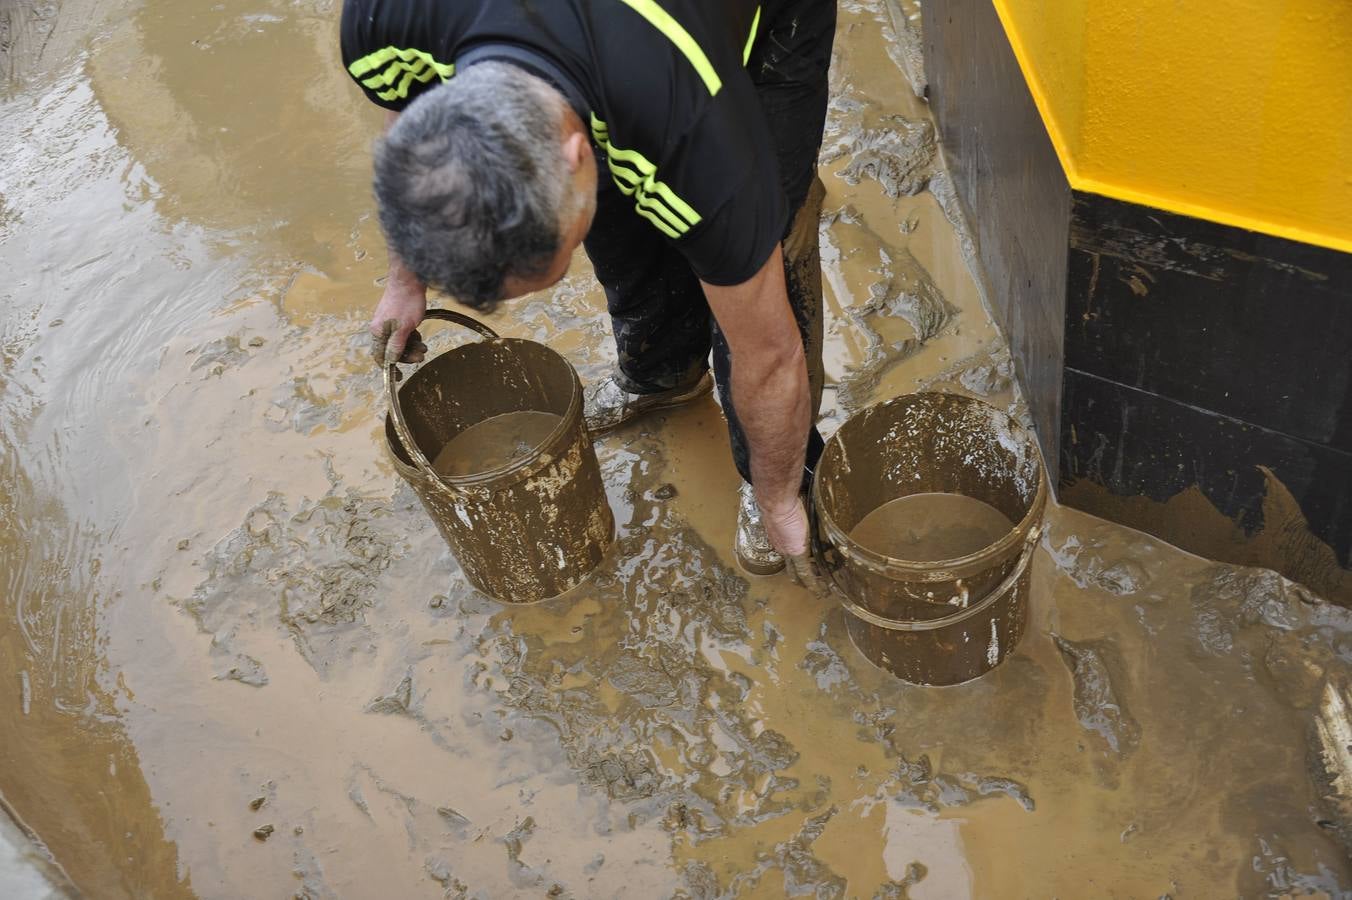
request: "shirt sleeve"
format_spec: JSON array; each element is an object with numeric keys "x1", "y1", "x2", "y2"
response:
[
  {"x1": 679, "y1": 163, "x2": 788, "y2": 286},
  {"x1": 657, "y1": 79, "x2": 789, "y2": 286},
  {"x1": 595, "y1": 61, "x2": 788, "y2": 286},
  {"x1": 340, "y1": 1, "x2": 447, "y2": 112}
]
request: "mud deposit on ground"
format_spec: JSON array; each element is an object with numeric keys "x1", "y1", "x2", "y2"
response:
[{"x1": 1, "y1": 0, "x2": 1349, "y2": 897}]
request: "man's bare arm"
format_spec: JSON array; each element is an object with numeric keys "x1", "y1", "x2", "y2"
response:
[
  {"x1": 368, "y1": 109, "x2": 429, "y2": 365},
  {"x1": 702, "y1": 245, "x2": 812, "y2": 556}
]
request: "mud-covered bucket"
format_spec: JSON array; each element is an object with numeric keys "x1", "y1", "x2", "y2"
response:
[
  {"x1": 383, "y1": 310, "x2": 614, "y2": 603},
  {"x1": 811, "y1": 392, "x2": 1046, "y2": 685}
]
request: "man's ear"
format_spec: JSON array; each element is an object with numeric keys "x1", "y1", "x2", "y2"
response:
[{"x1": 562, "y1": 130, "x2": 589, "y2": 174}]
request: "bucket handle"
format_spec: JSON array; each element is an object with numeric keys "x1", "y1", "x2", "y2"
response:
[
  {"x1": 383, "y1": 309, "x2": 499, "y2": 489},
  {"x1": 806, "y1": 488, "x2": 1041, "y2": 631}
]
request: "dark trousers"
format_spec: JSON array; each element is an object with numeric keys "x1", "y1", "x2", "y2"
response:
[{"x1": 582, "y1": 0, "x2": 836, "y2": 487}]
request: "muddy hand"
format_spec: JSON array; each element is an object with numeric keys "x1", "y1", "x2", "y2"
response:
[
  {"x1": 760, "y1": 496, "x2": 810, "y2": 558},
  {"x1": 786, "y1": 552, "x2": 833, "y2": 601},
  {"x1": 766, "y1": 497, "x2": 833, "y2": 599},
  {"x1": 370, "y1": 318, "x2": 428, "y2": 369},
  {"x1": 369, "y1": 276, "x2": 429, "y2": 368}
]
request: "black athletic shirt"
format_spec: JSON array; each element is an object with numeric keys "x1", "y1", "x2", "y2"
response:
[{"x1": 340, "y1": 0, "x2": 786, "y2": 286}]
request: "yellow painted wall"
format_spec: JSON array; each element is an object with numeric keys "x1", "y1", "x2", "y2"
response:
[{"x1": 991, "y1": 0, "x2": 1352, "y2": 253}]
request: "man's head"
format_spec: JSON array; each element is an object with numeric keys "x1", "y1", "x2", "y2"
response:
[{"x1": 374, "y1": 62, "x2": 597, "y2": 312}]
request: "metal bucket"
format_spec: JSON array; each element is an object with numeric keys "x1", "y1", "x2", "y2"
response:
[
  {"x1": 811, "y1": 392, "x2": 1046, "y2": 685},
  {"x1": 383, "y1": 310, "x2": 614, "y2": 603}
]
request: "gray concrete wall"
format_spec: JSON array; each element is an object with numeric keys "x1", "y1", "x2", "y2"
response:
[{"x1": 922, "y1": 0, "x2": 1071, "y2": 471}]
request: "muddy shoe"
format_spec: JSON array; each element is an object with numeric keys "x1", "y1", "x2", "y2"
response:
[
  {"x1": 735, "y1": 482, "x2": 785, "y2": 576},
  {"x1": 583, "y1": 371, "x2": 713, "y2": 436}
]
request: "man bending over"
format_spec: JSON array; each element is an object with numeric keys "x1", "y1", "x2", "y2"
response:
[{"x1": 344, "y1": 0, "x2": 835, "y2": 575}]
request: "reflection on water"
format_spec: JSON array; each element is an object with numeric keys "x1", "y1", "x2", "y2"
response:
[{"x1": 1, "y1": 0, "x2": 1348, "y2": 896}]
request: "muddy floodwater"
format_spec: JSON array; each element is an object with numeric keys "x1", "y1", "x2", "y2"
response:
[
  {"x1": 2, "y1": 0, "x2": 1350, "y2": 897},
  {"x1": 849, "y1": 494, "x2": 1014, "y2": 563},
  {"x1": 432, "y1": 412, "x2": 563, "y2": 478}
]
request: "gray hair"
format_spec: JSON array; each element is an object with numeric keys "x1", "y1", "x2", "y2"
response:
[{"x1": 374, "y1": 63, "x2": 569, "y2": 310}]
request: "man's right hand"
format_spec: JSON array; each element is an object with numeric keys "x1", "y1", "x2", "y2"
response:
[
  {"x1": 368, "y1": 280, "x2": 429, "y2": 367},
  {"x1": 368, "y1": 110, "x2": 429, "y2": 369}
]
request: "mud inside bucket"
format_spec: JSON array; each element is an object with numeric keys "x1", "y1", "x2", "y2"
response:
[
  {"x1": 812, "y1": 391, "x2": 1046, "y2": 685},
  {"x1": 384, "y1": 310, "x2": 614, "y2": 603}
]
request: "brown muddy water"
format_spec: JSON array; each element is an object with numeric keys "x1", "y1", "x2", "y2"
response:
[
  {"x1": 1, "y1": 0, "x2": 1349, "y2": 897},
  {"x1": 849, "y1": 494, "x2": 1014, "y2": 563},
  {"x1": 432, "y1": 412, "x2": 562, "y2": 478}
]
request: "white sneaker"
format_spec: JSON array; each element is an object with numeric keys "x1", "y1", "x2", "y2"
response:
[
  {"x1": 583, "y1": 371, "x2": 714, "y2": 436},
  {"x1": 734, "y1": 482, "x2": 785, "y2": 576}
]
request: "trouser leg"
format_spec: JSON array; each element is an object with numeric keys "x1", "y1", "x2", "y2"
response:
[
  {"x1": 583, "y1": 149, "x2": 711, "y2": 395},
  {"x1": 712, "y1": 179, "x2": 828, "y2": 487},
  {"x1": 714, "y1": 0, "x2": 836, "y2": 487}
]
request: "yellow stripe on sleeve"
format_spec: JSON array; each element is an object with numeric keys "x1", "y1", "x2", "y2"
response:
[
  {"x1": 348, "y1": 47, "x2": 454, "y2": 101},
  {"x1": 590, "y1": 116, "x2": 703, "y2": 237},
  {"x1": 634, "y1": 205, "x2": 682, "y2": 239},
  {"x1": 375, "y1": 65, "x2": 439, "y2": 101},
  {"x1": 363, "y1": 55, "x2": 428, "y2": 89}
]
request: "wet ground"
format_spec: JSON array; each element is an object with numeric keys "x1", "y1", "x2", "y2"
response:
[{"x1": 2, "y1": 0, "x2": 1350, "y2": 897}]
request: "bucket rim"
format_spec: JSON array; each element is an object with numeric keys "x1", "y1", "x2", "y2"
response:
[
  {"x1": 836, "y1": 528, "x2": 1038, "y2": 632},
  {"x1": 812, "y1": 392, "x2": 1047, "y2": 583},
  {"x1": 387, "y1": 336, "x2": 584, "y2": 490}
]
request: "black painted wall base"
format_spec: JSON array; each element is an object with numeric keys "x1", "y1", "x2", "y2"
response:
[
  {"x1": 925, "y1": 1, "x2": 1352, "y2": 604},
  {"x1": 1062, "y1": 193, "x2": 1352, "y2": 602}
]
